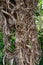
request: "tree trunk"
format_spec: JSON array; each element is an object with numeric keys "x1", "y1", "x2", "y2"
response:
[{"x1": 0, "y1": 0, "x2": 41, "y2": 65}]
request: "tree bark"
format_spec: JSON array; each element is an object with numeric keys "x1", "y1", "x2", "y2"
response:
[{"x1": 0, "y1": 0, "x2": 41, "y2": 65}]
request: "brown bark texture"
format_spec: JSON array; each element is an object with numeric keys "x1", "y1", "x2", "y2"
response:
[{"x1": 0, "y1": 0, "x2": 41, "y2": 65}]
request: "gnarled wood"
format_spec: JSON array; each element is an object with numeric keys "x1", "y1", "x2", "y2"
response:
[{"x1": 0, "y1": 0, "x2": 41, "y2": 65}]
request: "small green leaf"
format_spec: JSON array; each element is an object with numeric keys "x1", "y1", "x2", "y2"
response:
[{"x1": 11, "y1": 36, "x2": 16, "y2": 40}]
